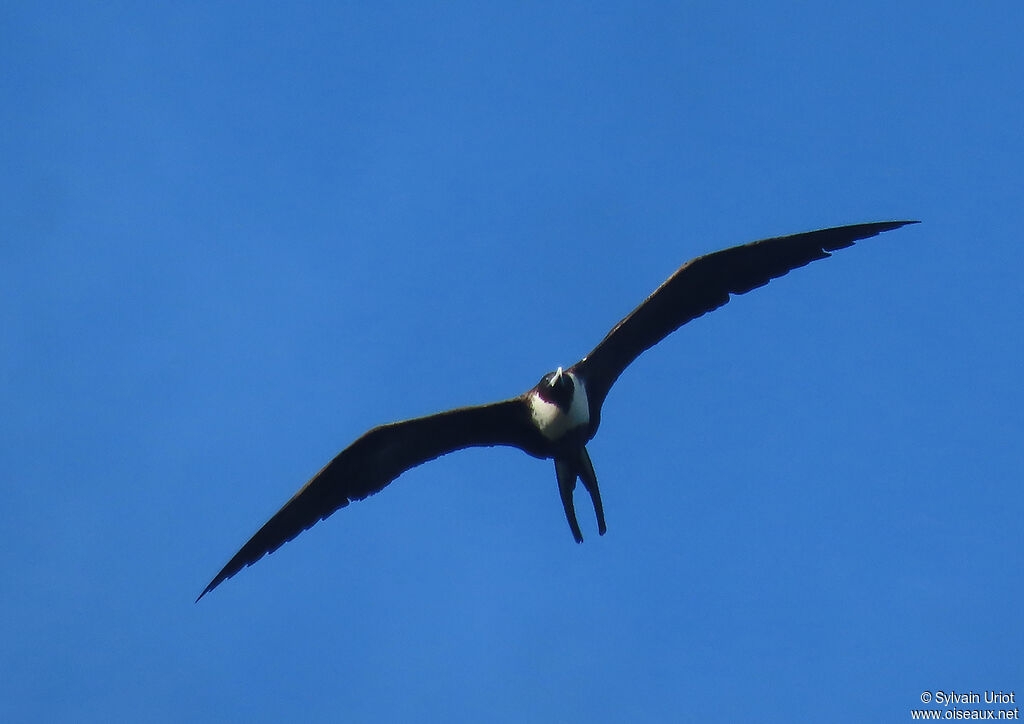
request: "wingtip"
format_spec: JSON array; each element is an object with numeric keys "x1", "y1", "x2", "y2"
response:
[
  {"x1": 841, "y1": 219, "x2": 920, "y2": 243},
  {"x1": 869, "y1": 219, "x2": 920, "y2": 232},
  {"x1": 196, "y1": 569, "x2": 232, "y2": 603},
  {"x1": 195, "y1": 582, "x2": 215, "y2": 603}
]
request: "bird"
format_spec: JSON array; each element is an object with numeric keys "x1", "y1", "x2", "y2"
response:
[{"x1": 197, "y1": 220, "x2": 917, "y2": 600}]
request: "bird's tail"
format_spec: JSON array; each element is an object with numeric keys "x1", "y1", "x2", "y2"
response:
[{"x1": 554, "y1": 447, "x2": 606, "y2": 543}]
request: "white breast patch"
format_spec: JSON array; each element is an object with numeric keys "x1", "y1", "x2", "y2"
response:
[{"x1": 530, "y1": 372, "x2": 590, "y2": 440}]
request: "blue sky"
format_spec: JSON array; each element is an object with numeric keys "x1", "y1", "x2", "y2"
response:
[{"x1": 3, "y1": 2, "x2": 1022, "y2": 721}]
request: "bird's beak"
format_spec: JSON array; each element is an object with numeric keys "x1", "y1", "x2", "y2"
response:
[{"x1": 550, "y1": 366, "x2": 563, "y2": 387}]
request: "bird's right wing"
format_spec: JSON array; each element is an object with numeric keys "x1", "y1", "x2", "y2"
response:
[
  {"x1": 198, "y1": 397, "x2": 539, "y2": 600},
  {"x1": 573, "y1": 221, "x2": 917, "y2": 412}
]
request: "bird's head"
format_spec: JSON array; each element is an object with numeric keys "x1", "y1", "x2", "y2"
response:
[{"x1": 537, "y1": 366, "x2": 575, "y2": 411}]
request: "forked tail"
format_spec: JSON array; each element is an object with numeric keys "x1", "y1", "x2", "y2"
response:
[{"x1": 554, "y1": 446, "x2": 607, "y2": 543}]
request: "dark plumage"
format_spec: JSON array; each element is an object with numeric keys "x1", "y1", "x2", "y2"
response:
[{"x1": 198, "y1": 220, "x2": 917, "y2": 600}]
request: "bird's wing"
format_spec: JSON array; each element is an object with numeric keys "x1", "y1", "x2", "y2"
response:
[
  {"x1": 198, "y1": 397, "x2": 538, "y2": 600},
  {"x1": 572, "y1": 221, "x2": 917, "y2": 412}
]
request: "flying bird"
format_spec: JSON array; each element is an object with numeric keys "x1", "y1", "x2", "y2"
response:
[{"x1": 198, "y1": 220, "x2": 917, "y2": 600}]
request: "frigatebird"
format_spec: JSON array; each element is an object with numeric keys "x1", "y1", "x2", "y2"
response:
[{"x1": 198, "y1": 220, "x2": 917, "y2": 600}]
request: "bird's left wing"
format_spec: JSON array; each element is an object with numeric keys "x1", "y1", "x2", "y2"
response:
[
  {"x1": 198, "y1": 397, "x2": 538, "y2": 600},
  {"x1": 572, "y1": 221, "x2": 917, "y2": 413}
]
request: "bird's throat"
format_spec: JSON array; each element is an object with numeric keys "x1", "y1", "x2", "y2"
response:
[{"x1": 530, "y1": 373, "x2": 590, "y2": 441}]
